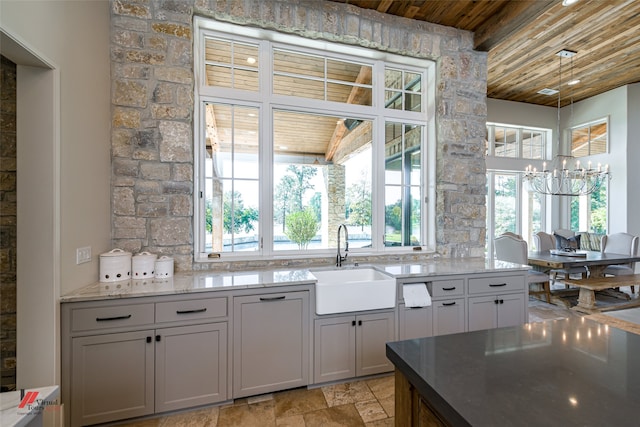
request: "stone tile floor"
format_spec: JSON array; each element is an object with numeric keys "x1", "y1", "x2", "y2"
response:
[{"x1": 116, "y1": 289, "x2": 634, "y2": 427}]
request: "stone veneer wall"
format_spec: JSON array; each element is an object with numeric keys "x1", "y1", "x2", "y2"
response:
[
  {"x1": 0, "y1": 55, "x2": 17, "y2": 391},
  {"x1": 110, "y1": 0, "x2": 487, "y2": 272}
]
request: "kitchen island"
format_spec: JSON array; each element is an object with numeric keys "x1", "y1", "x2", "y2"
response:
[{"x1": 387, "y1": 316, "x2": 640, "y2": 426}]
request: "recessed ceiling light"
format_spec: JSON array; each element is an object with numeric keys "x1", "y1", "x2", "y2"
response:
[
  {"x1": 279, "y1": 146, "x2": 288, "y2": 150},
  {"x1": 562, "y1": 0, "x2": 579, "y2": 6},
  {"x1": 568, "y1": 79, "x2": 581, "y2": 86},
  {"x1": 247, "y1": 57, "x2": 256, "y2": 64}
]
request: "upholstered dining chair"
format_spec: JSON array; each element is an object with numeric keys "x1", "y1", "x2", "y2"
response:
[
  {"x1": 534, "y1": 231, "x2": 588, "y2": 287},
  {"x1": 601, "y1": 232, "x2": 640, "y2": 292},
  {"x1": 495, "y1": 234, "x2": 551, "y2": 303}
]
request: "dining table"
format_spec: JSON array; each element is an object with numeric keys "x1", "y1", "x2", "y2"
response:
[{"x1": 527, "y1": 250, "x2": 640, "y2": 278}]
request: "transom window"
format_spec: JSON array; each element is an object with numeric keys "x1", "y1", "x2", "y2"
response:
[
  {"x1": 486, "y1": 123, "x2": 546, "y2": 159},
  {"x1": 194, "y1": 18, "x2": 435, "y2": 260},
  {"x1": 570, "y1": 117, "x2": 608, "y2": 157}
]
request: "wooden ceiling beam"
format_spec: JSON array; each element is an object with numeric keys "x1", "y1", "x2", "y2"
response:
[{"x1": 473, "y1": 0, "x2": 556, "y2": 52}]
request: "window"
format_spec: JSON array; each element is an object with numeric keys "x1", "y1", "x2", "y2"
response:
[
  {"x1": 486, "y1": 124, "x2": 546, "y2": 159},
  {"x1": 194, "y1": 19, "x2": 435, "y2": 260},
  {"x1": 570, "y1": 181, "x2": 608, "y2": 234},
  {"x1": 571, "y1": 118, "x2": 608, "y2": 157},
  {"x1": 485, "y1": 123, "x2": 549, "y2": 253}
]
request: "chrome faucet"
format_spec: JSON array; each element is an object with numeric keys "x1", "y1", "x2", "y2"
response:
[{"x1": 337, "y1": 223, "x2": 349, "y2": 267}]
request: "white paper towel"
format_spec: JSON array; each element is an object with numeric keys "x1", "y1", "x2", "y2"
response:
[{"x1": 403, "y1": 283, "x2": 432, "y2": 307}]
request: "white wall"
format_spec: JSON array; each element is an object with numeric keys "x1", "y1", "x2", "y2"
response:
[
  {"x1": 564, "y1": 86, "x2": 628, "y2": 234},
  {"x1": 627, "y1": 83, "x2": 640, "y2": 238},
  {"x1": 0, "y1": 0, "x2": 111, "y2": 388}
]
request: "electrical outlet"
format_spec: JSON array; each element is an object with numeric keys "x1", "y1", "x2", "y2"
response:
[{"x1": 76, "y1": 246, "x2": 92, "y2": 264}]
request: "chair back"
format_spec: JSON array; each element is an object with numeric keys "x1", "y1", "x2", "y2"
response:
[
  {"x1": 601, "y1": 232, "x2": 639, "y2": 269},
  {"x1": 500, "y1": 231, "x2": 522, "y2": 240},
  {"x1": 533, "y1": 231, "x2": 555, "y2": 252},
  {"x1": 494, "y1": 234, "x2": 528, "y2": 265},
  {"x1": 601, "y1": 232, "x2": 639, "y2": 256},
  {"x1": 554, "y1": 229, "x2": 575, "y2": 239}
]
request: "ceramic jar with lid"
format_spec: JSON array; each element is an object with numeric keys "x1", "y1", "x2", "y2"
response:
[
  {"x1": 99, "y1": 249, "x2": 131, "y2": 282},
  {"x1": 132, "y1": 251, "x2": 157, "y2": 279},
  {"x1": 154, "y1": 256, "x2": 174, "y2": 278}
]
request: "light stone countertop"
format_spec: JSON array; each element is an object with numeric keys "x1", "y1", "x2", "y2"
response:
[{"x1": 60, "y1": 258, "x2": 528, "y2": 303}]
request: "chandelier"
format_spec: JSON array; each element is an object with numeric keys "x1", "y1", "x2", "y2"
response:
[{"x1": 524, "y1": 50, "x2": 610, "y2": 196}]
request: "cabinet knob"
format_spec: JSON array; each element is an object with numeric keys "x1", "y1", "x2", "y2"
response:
[
  {"x1": 155, "y1": 335, "x2": 161, "y2": 342},
  {"x1": 146, "y1": 336, "x2": 152, "y2": 343},
  {"x1": 352, "y1": 320, "x2": 356, "y2": 326},
  {"x1": 358, "y1": 320, "x2": 362, "y2": 326}
]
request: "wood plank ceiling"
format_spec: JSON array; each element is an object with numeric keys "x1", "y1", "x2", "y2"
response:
[{"x1": 328, "y1": 0, "x2": 640, "y2": 107}]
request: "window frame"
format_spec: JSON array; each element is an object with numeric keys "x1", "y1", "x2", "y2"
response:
[
  {"x1": 193, "y1": 17, "x2": 436, "y2": 262},
  {"x1": 569, "y1": 116, "x2": 609, "y2": 157}
]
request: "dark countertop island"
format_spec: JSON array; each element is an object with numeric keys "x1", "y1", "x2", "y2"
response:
[{"x1": 387, "y1": 316, "x2": 640, "y2": 426}]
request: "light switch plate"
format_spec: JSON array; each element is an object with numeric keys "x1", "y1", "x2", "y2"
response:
[{"x1": 76, "y1": 246, "x2": 92, "y2": 264}]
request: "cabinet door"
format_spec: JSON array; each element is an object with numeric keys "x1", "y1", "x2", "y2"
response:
[
  {"x1": 497, "y1": 293, "x2": 526, "y2": 328},
  {"x1": 233, "y1": 291, "x2": 309, "y2": 398},
  {"x1": 398, "y1": 304, "x2": 433, "y2": 340},
  {"x1": 314, "y1": 315, "x2": 356, "y2": 383},
  {"x1": 71, "y1": 330, "x2": 154, "y2": 426},
  {"x1": 468, "y1": 295, "x2": 498, "y2": 332},
  {"x1": 432, "y1": 299, "x2": 465, "y2": 336},
  {"x1": 357, "y1": 311, "x2": 395, "y2": 377},
  {"x1": 155, "y1": 323, "x2": 228, "y2": 412}
]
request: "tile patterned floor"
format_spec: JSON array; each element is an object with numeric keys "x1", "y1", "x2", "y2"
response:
[
  {"x1": 115, "y1": 295, "x2": 590, "y2": 427},
  {"x1": 115, "y1": 375, "x2": 395, "y2": 427}
]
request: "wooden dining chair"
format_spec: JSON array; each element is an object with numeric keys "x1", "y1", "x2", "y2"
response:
[
  {"x1": 495, "y1": 234, "x2": 551, "y2": 303},
  {"x1": 601, "y1": 232, "x2": 639, "y2": 293}
]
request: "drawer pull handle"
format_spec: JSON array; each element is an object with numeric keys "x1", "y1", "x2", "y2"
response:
[
  {"x1": 442, "y1": 286, "x2": 456, "y2": 291},
  {"x1": 442, "y1": 302, "x2": 456, "y2": 306},
  {"x1": 96, "y1": 314, "x2": 132, "y2": 322},
  {"x1": 489, "y1": 283, "x2": 507, "y2": 287},
  {"x1": 259, "y1": 296, "x2": 286, "y2": 301},
  {"x1": 176, "y1": 308, "x2": 207, "y2": 314}
]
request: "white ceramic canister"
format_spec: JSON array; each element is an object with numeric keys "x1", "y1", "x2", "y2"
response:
[
  {"x1": 99, "y1": 249, "x2": 132, "y2": 282},
  {"x1": 154, "y1": 256, "x2": 174, "y2": 278},
  {"x1": 132, "y1": 251, "x2": 157, "y2": 279}
]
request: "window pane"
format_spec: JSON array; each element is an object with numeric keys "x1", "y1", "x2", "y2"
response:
[
  {"x1": 571, "y1": 126, "x2": 590, "y2": 157},
  {"x1": 494, "y1": 174, "x2": 517, "y2": 237},
  {"x1": 274, "y1": 75, "x2": 324, "y2": 99},
  {"x1": 590, "y1": 121, "x2": 607, "y2": 155},
  {"x1": 273, "y1": 110, "x2": 372, "y2": 251},
  {"x1": 384, "y1": 68, "x2": 423, "y2": 112},
  {"x1": 522, "y1": 130, "x2": 544, "y2": 160},
  {"x1": 204, "y1": 38, "x2": 259, "y2": 90},
  {"x1": 274, "y1": 50, "x2": 324, "y2": 78},
  {"x1": 494, "y1": 127, "x2": 517, "y2": 158},
  {"x1": 384, "y1": 121, "x2": 423, "y2": 246},
  {"x1": 570, "y1": 181, "x2": 607, "y2": 234},
  {"x1": 204, "y1": 103, "x2": 259, "y2": 253},
  {"x1": 327, "y1": 82, "x2": 372, "y2": 105}
]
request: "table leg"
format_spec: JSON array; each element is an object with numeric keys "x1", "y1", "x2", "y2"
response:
[{"x1": 576, "y1": 288, "x2": 597, "y2": 311}]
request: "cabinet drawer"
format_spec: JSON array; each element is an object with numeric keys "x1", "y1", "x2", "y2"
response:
[
  {"x1": 156, "y1": 297, "x2": 227, "y2": 323},
  {"x1": 431, "y1": 279, "x2": 464, "y2": 297},
  {"x1": 468, "y1": 275, "x2": 525, "y2": 294},
  {"x1": 71, "y1": 303, "x2": 154, "y2": 332}
]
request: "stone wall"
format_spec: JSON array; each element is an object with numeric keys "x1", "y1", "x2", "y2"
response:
[
  {"x1": 110, "y1": 0, "x2": 487, "y2": 271},
  {"x1": 0, "y1": 55, "x2": 17, "y2": 391}
]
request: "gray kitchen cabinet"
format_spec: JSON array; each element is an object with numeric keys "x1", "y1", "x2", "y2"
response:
[
  {"x1": 398, "y1": 304, "x2": 433, "y2": 340},
  {"x1": 155, "y1": 322, "x2": 227, "y2": 412},
  {"x1": 468, "y1": 293, "x2": 526, "y2": 332},
  {"x1": 71, "y1": 330, "x2": 154, "y2": 426},
  {"x1": 233, "y1": 291, "x2": 310, "y2": 398},
  {"x1": 314, "y1": 310, "x2": 395, "y2": 384},
  {"x1": 467, "y1": 274, "x2": 527, "y2": 332},
  {"x1": 432, "y1": 298, "x2": 465, "y2": 336},
  {"x1": 63, "y1": 296, "x2": 229, "y2": 426}
]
